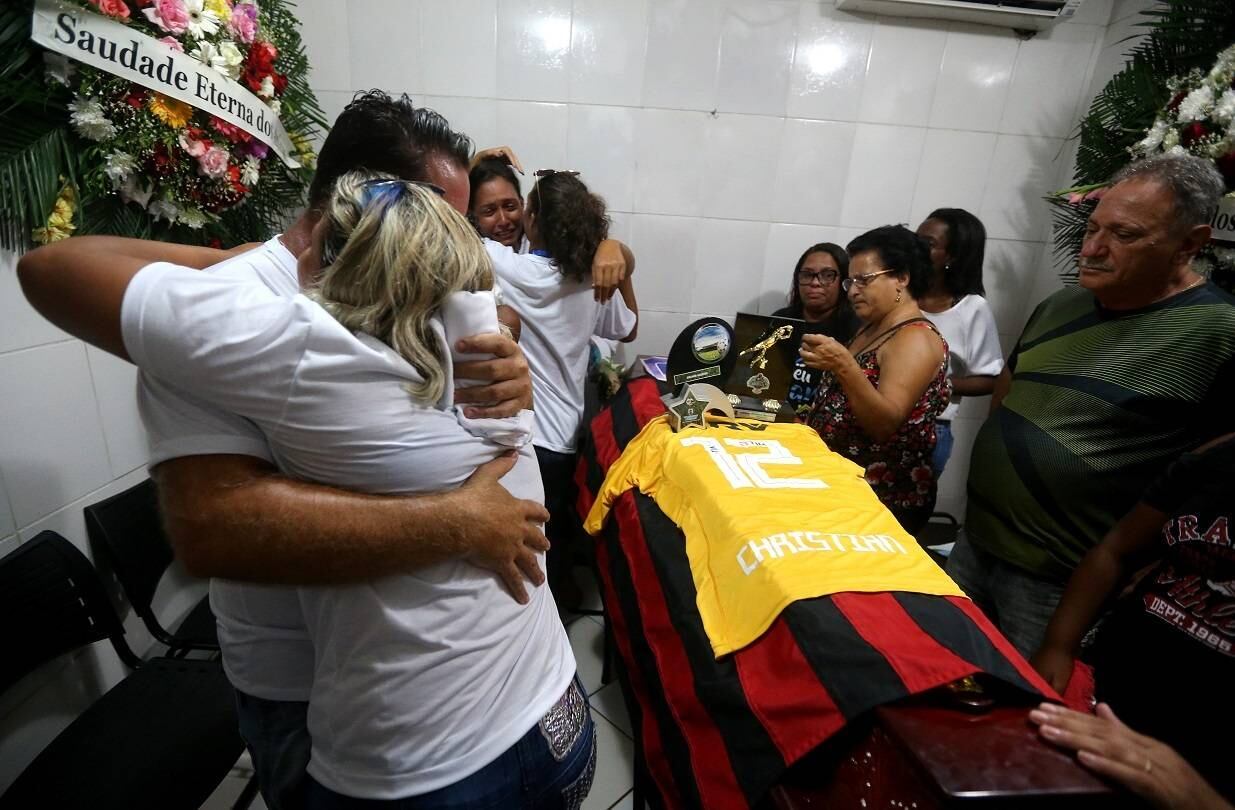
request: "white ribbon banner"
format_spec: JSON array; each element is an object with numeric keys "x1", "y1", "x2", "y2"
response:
[
  {"x1": 1213, "y1": 197, "x2": 1235, "y2": 244},
  {"x1": 31, "y1": 0, "x2": 300, "y2": 168}
]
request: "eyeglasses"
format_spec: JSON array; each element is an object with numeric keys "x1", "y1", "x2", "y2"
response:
[
  {"x1": 840, "y1": 268, "x2": 897, "y2": 292},
  {"x1": 797, "y1": 270, "x2": 838, "y2": 287}
]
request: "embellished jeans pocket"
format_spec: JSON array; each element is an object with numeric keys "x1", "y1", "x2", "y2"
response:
[{"x1": 538, "y1": 679, "x2": 588, "y2": 762}]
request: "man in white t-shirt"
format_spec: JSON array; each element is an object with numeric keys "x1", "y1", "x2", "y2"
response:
[{"x1": 18, "y1": 92, "x2": 578, "y2": 810}]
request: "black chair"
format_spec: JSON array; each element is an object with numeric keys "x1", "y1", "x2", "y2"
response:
[
  {"x1": 85, "y1": 479, "x2": 217, "y2": 655},
  {"x1": 0, "y1": 531, "x2": 250, "y2": 810},
  {"x1": 918, "y1": 511, "x2": 962, "y2": 568}
]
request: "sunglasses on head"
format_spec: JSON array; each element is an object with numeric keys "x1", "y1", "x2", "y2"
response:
[
  {"x1": 359, "y1": 178, "x2": 446, "y2": 207},
  {"x1": 321, "y1": 178, "x2": 447, "y2": 267},
  {"x1": 532, "y1": 169, "x2": 580, "y2": 178}
]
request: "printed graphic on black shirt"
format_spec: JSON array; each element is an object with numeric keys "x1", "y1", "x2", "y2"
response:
[
  {"x1": 1133, "y1": 436, "x2": 1235, "y2": 657},
  {"x1": 1141, "y1": 510, "x2": 1235, "y2": 656}
]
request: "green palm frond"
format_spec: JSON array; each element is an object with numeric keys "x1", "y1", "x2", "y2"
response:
[
  {"x1": 0, "y1": 121, "x2": 75, "y2": 251},
  {"x1": 1050, "y1": 0, "x2": 1235, "y2": 286}
]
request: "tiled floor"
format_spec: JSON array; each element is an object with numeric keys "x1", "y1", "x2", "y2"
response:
[{"x1": 200, "y1": 575, "x2": 639, "y2": 810}]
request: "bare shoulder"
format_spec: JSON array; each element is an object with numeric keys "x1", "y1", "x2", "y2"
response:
[{"x1": 883, "y1": 321, "x2": 946, "y2": 362}]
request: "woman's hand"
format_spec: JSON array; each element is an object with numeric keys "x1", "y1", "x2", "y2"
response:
[
  {"x1": 591, "y1": 239, "x2": 627, "y2": 302},
  {"x1": 1029, "y1": 645, "x2": 1075, "y2": 695},
  {"x1": 799, "y1": 333, "x2": 854, "y2": 374},
  {"x1": 1030, "y1": 702, "x2": 1232, "y2": 810},
  {"x1": 470, "y1": 146, "x2": 524, "y2": 174}
]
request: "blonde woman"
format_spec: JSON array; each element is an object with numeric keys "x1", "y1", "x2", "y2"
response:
[{"x1": 17, "y1": 174, "x2": 594, "y2": 809}]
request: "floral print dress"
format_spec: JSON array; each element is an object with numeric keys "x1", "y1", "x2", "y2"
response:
[{"x1": 805, "y1": 319, "x2": 951, "y2": 529}]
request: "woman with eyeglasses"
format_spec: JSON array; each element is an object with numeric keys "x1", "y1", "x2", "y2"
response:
[
  {"x1": 18, "y1": 173, "x2": 595, "y2": 807},
  {"x1": 485, "y1": 169, "x2": 639, "y2": 607},
  {"x1": 772, "y1": 243, "x2": 861, "y2": 416},
  {"x1": 915, "y1": 208, "x2": 1003, "y2": 477},
  {"x1": 800, "y1": 225, "x2": 951, "y2": 534}
]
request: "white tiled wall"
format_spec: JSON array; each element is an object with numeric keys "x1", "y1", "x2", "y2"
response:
[
  {"x1": 0, "y1": 250, "x2": 205, "y2": 791},
  {"x1": 298, "y1": 0, "x2": 1138, "y2": 516}
]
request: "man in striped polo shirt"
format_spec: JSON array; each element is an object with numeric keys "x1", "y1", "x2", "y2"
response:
[{"x1": 947, "y1": 153, "x2": 1235, "y2": 657}]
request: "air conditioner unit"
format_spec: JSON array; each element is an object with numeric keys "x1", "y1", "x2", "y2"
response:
[{"x1": 834, "y1": 0, "x2": 1085, "y2": 32}]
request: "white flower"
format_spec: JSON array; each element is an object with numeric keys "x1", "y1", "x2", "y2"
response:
[
  {"x1": 1136, "y1": 119, "x2": 1168, "y2": 154},
  {"x1": 191, "y1": 41, "x2": 228, "y2": 74},
  {"x1": 148, "y1": 198, "x2": 181, "y2": 223},
  {"x1": 183, "y1": 0, "x2": 221, "y2": 39},
  {"x1": 1213, "y1": 246, "x2": 1235, "y2": 267},
  {"x1": 267, "y1": 98, "x2": 281, "y2": 115},
  {"x1": 258, "y1": 75, "x2": 275, "y2": 99},
  {"x1": 1166, "y1": 144, "x2": 1187, "y2": 156},
  {"x1": 1177, "y1": 84, "x2": 1215, "y2": 123},
  {"x1": 178, "y1": 207, "x2": 209, "y2": 229},
  {"x1": 217, "y1": 41, "x2": 245, "y2": 80},
  {"x1": 1214, "y1": 88, "x2": 1235, "y2": 126},
  {"x1": 68, "y1": 97, "x2": 117, "y2": 142},
  {"x1": 103, "y1": 151, "x2": 137, "y2": 186},
  {"x1": 119, "y1": 178, "x2": 153, "y2": 209},
  {"x1": 241, "y1": 156, "x2": 261, "y2": 187},
  {"x1": 44, "y1": 52, "x2": 75, "y2": 86},
  {"x1": 1162, "y1": 128, "x2": 1180, "y2": 150}
]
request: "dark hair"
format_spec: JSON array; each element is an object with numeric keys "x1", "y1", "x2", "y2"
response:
[
  {"x1": 468, "y1": 159, "x2": 523, "y2": 214},
  {"x1": 846, "y1": 225, "x2": 932, "y2": 300},
  {"x1": 308, "y1": 90, "x2": 474, "y2": 208},
  {"x1": 787, "y1": 242, "x2": 853, "y2": 316},
  {"x1": 527, "y1": 173, "x2": 609, "y2": 282},
  {"x1": 925, "y1": 208, "x2": 987, "y2": 297}
]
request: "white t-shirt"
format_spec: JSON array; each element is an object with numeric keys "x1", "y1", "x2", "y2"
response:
[
  {"x1": 121, "y1": 265, "x2": 574, "y2": 799},
  {"x1": 134, "y1": 237, "x2": 313, "y2": 702},
  {"x1": 487, "y1": 240, "x2": 636, "y2": 452},
  {"x1": 922, "y1": 294, "x2": 1004, "y2": 421}
]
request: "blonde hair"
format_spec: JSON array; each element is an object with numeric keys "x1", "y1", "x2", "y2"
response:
[{"x1": 307, "y1": 171, "x2": 494, "y2": 404}]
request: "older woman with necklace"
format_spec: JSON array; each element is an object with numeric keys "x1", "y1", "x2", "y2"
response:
[{"x1": 801, "y1": 225, "x2": 951, "y2": 534}]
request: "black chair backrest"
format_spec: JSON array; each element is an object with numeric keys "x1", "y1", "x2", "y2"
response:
[
  {"x1": 0, "y1": 531, "x2": 139, "y2": 695},
  {"x1": 84, "y1": 479, "x2": 172, "y2": 615}
]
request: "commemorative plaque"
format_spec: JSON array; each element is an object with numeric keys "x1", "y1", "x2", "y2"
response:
[{"x1": 666, "y1": 318, "x2": 737, "y2": 388}]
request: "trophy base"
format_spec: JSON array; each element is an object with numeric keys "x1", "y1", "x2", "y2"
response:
[{"x1": 729, "y1": 394, "x2": 797, "y2": 423}]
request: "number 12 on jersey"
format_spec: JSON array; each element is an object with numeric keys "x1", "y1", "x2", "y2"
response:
[{"x1": 680, "y1": 436, "x2": 829, "y2": 490}]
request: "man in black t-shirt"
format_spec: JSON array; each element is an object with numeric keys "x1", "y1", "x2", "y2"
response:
[{"x1": 1033, "y1": 434, "x2": 1235, "y2": 801}]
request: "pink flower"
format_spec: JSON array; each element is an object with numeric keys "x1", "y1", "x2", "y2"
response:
[
  {"x1": 92, "y1": 0, "x2": 132, "y2": 19},
  {"x1": 211, "y1": 116, "x2": 252, "y2": 143},
  {"x1": 229, "y1": 3, "x2": 258, "y2": 44},
  {"x1": 158, "y1": 36, "x2": 184, "y2": 52},
  {"x1": 1083, "y1": 187, "x2": 1107, "y2": 202},
  {"x1": 179, "y1": 131, "x2": 209, "y2": 157},
  {"x1": 198, "y1": 145, "x2": 231, "y2": 178},
  {"x1": 1067, "y1": 192, "x2": 1084, "y2": 205},
  {"x1": 143, "y1": 0, "x2": 189, "y2": 34}
]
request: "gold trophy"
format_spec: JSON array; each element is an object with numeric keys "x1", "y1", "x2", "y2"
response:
[
  {"x1": 729, "y1": 324, "x2": 795, "y2": 422},
  {"x1": 738, "y1": 324, "x2": 794, "y2": 371}
]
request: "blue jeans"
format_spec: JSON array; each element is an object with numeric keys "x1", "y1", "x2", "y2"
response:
[
  {"x1": 304, "y1": 678, "x2": 596, "y2": 810},
  {"x1": 234, "y1": 690, "x2": 312, "y2": 810},
  {"x1": 931, "y1": 420, "x2": 954, "y2": 479},
  {"x1": 944, "y1": 532, "x2": 1065, "y2": 658}
]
